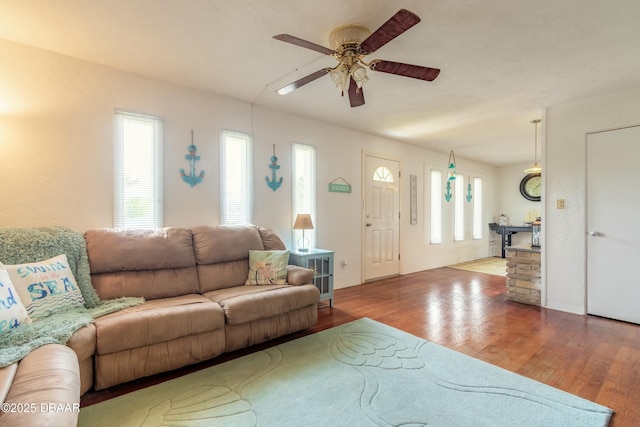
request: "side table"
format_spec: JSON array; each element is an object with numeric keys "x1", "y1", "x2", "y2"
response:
[{"x1": 289, "y1": 248, "x2": 334, "y2": 307}]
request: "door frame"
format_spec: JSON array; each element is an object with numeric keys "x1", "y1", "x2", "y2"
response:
[{"x1": 361, "y1": 151, "x2": 402, "y2": 282}]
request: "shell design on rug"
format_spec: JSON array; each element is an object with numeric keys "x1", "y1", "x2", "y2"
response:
[
  {"x1": 139, "y1": 348, "x2": 284, "y2": 426},
  {"x1": 329, "y1": 322, "x2": 607, "y2": 427}
]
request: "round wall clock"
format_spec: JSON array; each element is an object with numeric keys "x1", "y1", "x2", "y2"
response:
[{"x1": 520, "y1": 173, "x2": 541, "y2": 201}]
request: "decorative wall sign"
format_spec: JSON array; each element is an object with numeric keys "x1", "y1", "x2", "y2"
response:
[
  {"x1": 328, "y1": 177, "x2": 352, "y2": 193},
  {"x1": 410, "y1": 174, "x2": 417, "y2": 224},
  {"x1": 179, "y1": 130, "x2": 205, "y2": 187},
  {"x1": 265, "y1": 144, "x2": 283, "y2": 191}
]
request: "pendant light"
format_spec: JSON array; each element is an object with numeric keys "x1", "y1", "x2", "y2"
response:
[{"x1": 524, "y1": 119, "x2": 542, "y2": 174}]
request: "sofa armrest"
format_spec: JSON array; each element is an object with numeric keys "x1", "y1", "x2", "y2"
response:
[
  {"x1": 286, "y1": 265, "x2": 314, "y2": 286},
  {"x1": 0, "y1": 344, "x2": 80, "y2": 427}
]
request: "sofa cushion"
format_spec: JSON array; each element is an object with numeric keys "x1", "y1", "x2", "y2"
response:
[
  {"x1": 257, "y1": 226, "x2": 287, "y2": 250},
  {"x1": 85, "y1": 228, "x2": 199, "y2": 299},
  {"x1": 0, "y1": 265, "x2": 31, "y2": 334},
  {"x1": 85, "y1": 228, "x2": 196, "y2": 273},
  {"x1": 245, "y1": 250, "x2": 289, "y2": 285},
  {"x1": 90, "y1": 267, "x2": 199, "y2": 300},
  {"x1": 192, "y1": 225, "x2": 268, "y2": 292},
  {"x1": 4, "y1": 255, "x2": 85, "y2": 321},
  {"x1": 192, "y1": 225, "x2": 264, "y2": 265},
  {"x1": 204, "y1": 284, "x2": 320, "y2": 325},
  {"x1": 94, "y1": 294, "x2": 225, "y2": 354},
  {"x1": 197, "y1": 260, "x2": 251, "y2": 293}
]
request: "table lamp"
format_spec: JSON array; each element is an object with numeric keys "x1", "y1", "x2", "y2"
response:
[{"x1": 293, "y1": 214, "x2": 314, "y2": 252}]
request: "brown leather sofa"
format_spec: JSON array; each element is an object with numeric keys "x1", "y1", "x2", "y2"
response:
[
  {"x1": 0, "y1": 344, "x2": 80, "y2": 427},
  {"x1": 0, "y1": 225, "x2": 319, "y2": 426}
]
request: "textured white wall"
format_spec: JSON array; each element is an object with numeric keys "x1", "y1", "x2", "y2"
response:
[
  {"x1": 545, "y1": 86, "x2": 640, "y2": 314},
  {"x1": 0, "y1": 38, "x2": 497, "y2": 289}
]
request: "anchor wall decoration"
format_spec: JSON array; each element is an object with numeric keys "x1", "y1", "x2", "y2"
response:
[
  {"x1": 265, "y1": 144, "x2": 283, "y2": 191},
  {"x1": 444, "y1": 180, "x2": 453, "y2": 202},
  {"x1": 179, "y1": 130, "x2": 205, "y2": 187}
]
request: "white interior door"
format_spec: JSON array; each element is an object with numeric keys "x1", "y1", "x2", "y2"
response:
[
  {"x1": 364, "y1": 155, "x2": 400, "y2": 281},
  {"x1": 587, "y1": 125, "x2": 640, "y2": 324}
]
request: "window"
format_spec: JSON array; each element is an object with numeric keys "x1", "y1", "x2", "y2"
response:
[
  {"x1": 430, "y1": 169, "x2": 442, "y2": 244},
  {"x1": 473, "y1": 177, "x2": 483, "y2": 239},
  {"x1": 292, "y1": 143, "x2": 316, "y2": 249},
  {"x1": 373, "y1": 166, "x2": 394, "y2": 183},
  {"x1": 220, "y1": 130, "x2": 253, "y2": 225},
  {"x1": 454, "y1": 174, "x2": 465, "y2": 241},
  {"x1": 114, "y1": 111, "x2": 163, "y2": 229}
]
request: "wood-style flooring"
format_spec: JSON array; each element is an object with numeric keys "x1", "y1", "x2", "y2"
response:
[{"x1": 81, "y1": 267, "x2": 640, "y2": 426}]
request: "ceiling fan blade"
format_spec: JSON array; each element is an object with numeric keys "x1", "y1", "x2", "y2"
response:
[
  {"x1": 276, "y1": 68, "x2": 331, "y2": 95},
  {"x1": 360, "y1": 9, "x2": 421, "y2": 54},
  {"x1": 370, "y1": 60, "x2": 440, "y2": 81},
  {"x1": 273, "y1": 34, "x2": 335, "y2": 55},
  {"x1": 348, "y1": 78, "x2": 365, "y2": 107}
]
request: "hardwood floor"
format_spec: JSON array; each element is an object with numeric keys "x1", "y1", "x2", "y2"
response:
[{"x1": 81, "y1": 267, "x2": 640, "y2": 426}]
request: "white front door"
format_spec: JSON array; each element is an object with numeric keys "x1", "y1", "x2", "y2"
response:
[
  {"x1": 587, "y1": 125, "x2": 640, "y2": 324},
  {"x1": 364, "y1": 155, "x2": 400, "y2": 281}
]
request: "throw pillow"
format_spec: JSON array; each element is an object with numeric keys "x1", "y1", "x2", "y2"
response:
[
  {"x1": 5, "y1": 254, "x2": 86, "y2": 320},
  {"x1": 0, "y1": 263, "x2": 32, "y2": 334},
  {"x1": 245, "y1": 250, "x2": 290, "y2": 285}
]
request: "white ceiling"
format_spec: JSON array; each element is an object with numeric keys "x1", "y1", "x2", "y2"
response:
[{"x1": 1, "y1": 0, "x2": 640, "y2": 165}]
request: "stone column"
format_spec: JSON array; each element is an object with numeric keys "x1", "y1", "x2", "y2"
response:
[{"x1": 505, "y1": 245, "x2": 541, "y2": 305}]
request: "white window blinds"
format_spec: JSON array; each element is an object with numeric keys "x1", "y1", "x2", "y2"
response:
[
  {"x1": 220, "y1": 130, "x2": 253, "y2": 225},
  {"x1": 473, "y1": 177, "x2": 483, "y2": 239},
  {"x1": 114, "y1": 111, "x2": 163, "y2": 229},
  {"x1": 292, "y1": 143, "x2": 316, "y2": 249},
  {"x1": 430, "y1": 169, "x2": 442, "y2": 244},
  {"x1": 454, "y1": 174, "x2": 465, "y2": 241}
]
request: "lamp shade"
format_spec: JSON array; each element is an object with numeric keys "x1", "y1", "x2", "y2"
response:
[{"x1": 293, "y1": 214, "x2": 314, "y2": 230}]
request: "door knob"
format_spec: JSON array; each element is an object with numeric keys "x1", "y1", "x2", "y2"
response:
[
  {"x1": 366, "y1": 223, "x2": 372, "y2": 227},
  {"x1": 589, "y1": 231, "x2": 599, "y2": 236}
]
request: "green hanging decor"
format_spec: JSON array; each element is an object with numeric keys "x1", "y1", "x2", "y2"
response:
[
  {"x1": 445, "y1": 181, "x2": 453, "y2": 202},
  {"x1": 179, "y1": 130, "x2": 205, "y2": 187},
  {"x1": 444, "y1": 150, "x2": 456, "y2": 202},
  {"x1": 265, "y1": 144, "x2": 283, "y2": 191},
  {"x1": 447, "y1": 150, "x2": 457, "y2": 181},
  {"x1": 466, "y1": 181, "x2": 473, "y2": 202}
]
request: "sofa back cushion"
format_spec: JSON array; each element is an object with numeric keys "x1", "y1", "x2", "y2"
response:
[
  {"x1": 192, "y1": 225, "x2": 286, "y2": 292},
  {"x1": 84, "y1": 228, "x2": 198, "y2": 300}
]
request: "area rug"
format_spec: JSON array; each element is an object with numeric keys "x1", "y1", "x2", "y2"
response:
[
  {"x1": 78, "y1": 318, "x2": 612, "y2": 427},
  {"x1": 448, "y1": 256, "x2": 507, "y2": 276}
]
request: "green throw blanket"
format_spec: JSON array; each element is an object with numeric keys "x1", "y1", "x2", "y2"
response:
[{"x1": 0, "y1": 226, "x2": 144, "y2": 367}]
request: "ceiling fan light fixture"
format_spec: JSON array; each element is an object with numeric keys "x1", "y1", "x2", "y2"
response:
[
  {"x1": 329, "y1": 64, "x2": 350, "y2": 93},
  {"x1": 329, "y1": 25, "x2": 371, "y2": 50},
  {"x1": 524, "y1": 119, "x2": 542, "y2": 174},
  {"x1": 350, "y1": 63, "x2": 369, "y2": 87},
  {"x1": 272, "y1": 9, "x2": 440, "y2": 107}
]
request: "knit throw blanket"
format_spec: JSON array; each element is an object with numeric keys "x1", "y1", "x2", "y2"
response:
[{"x1": 0, "y1": 226, "x2": 144, "y2": 367}]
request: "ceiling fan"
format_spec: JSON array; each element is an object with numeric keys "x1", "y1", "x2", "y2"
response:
[{"x1": 273, "y1": 9, "x2": 440, "y2": 107}]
